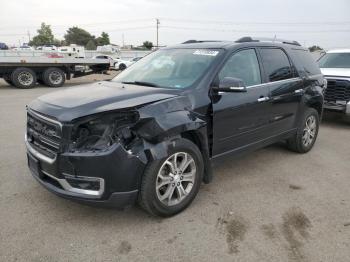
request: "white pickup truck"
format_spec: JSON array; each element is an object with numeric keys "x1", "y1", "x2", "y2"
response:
[{"x1": 319, "y1": 49, "x2": 350, "y2": 115}]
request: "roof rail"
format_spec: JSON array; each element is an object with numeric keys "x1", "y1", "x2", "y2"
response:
[
  {"x1": 235, "y1": 36, "x2": 301, "y2": 46},
  {"x1": 182, "y1": 40, "x2": 221, "y2": 44}
]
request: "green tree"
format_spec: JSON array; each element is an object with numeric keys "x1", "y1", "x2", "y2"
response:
[
  {"x1": 29, "y1": 23, "x2": 57, "y2": 46},
  {"x1": 96, "y1": 32, "x2": 110, "y2": 46},
  {"x1": 64, "y1": 27, "x2": 95, "y2": 46},
  {"x1": 86, "y1": 39, "x2": 97, "y2": 50},
  {"x1": 308, "y1": 45, "x2": 323, "y2": 52},
  {"x1": 143, "y1": 41, "x2": 153, "y2": 50}
]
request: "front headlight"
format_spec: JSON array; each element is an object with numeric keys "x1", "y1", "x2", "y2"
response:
[{"x1": 70, "y1": 111, "x2": 139, "y2": 152}]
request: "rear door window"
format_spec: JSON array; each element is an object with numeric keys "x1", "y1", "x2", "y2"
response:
[{"x1": 259, "y1": 48, "x2": 293, "y2": 82}]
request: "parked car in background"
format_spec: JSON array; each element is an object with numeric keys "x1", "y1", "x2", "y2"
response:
[
  {"x1": 26, "y1": 37, "x2": 324, "y2": 216},
  {"x1": 36, "y1": 45, "x2": 58, "y2": 51},
  {"x1": 93, "y1": 55, "x2": 119, "y2": 67},
  {"x1": 0, "y1": 42, "x2": 9, "y2": 50},
  {"x1": 318, "y1": 49, "x2": 350, "y2": 115},
  {"x1": 114, "y1": 57, "x2": 142, "y2": 70},
  {"x1": 14, "y1": 45, "x2": 34, "y2": 51}
]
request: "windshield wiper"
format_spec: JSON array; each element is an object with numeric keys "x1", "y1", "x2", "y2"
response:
[{"x1": 122, "y1": 81, "x2": 160, "y2": 87}]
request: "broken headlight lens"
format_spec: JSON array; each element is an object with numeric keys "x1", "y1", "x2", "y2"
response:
[{"x1": 70, "y1": 112, "x2": 138, "y2": 152}]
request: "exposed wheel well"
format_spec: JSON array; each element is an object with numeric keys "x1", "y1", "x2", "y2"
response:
[
  {"x1": 181, "y1": 130, "x2": 203, "y2": 152},
  {"x1": 181, "y1": 130, "x2": 213, "y2": 184},
  {"x1": 309, "y1": 102, "x2": 323, "y2": 117}
]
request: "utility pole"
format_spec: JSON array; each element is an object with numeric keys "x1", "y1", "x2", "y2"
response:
[
  {"x1": 122, "y1": 33, "x2": 125, "y2": 48},
  {"x1": 27, "y1": 30, "x2": 31, "y2": 43},
  {"x1": 156, "y1": 18, "x2": 160, "y2": 48}
]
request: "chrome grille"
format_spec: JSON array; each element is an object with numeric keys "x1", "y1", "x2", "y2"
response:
[
  {"x1": 324, "y1": 79, "x2": 350, "y2": 102},
  {"x1": 26, "y1": 110, "x2": 62, "y2": 159}
]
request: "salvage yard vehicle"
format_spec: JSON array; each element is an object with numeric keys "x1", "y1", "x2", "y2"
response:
[
  {"x1": 26, "y1": 37, "x2": 325, "y2": 217},
  {"x1": 318, "y1": 49, "x2": 350, "y2": 115},
  {"x1": 114, "y1": 57, "x2": 140, "y2": 70},
  {"x1": 0, "y1": 54, "x2": 110, "y2": 88}
]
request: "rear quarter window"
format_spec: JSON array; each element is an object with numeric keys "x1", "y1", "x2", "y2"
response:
[
  {"x1": 291, "y1": 49, "x2": 321, "y2": 76},
  {"x1": 259, "y1": 48, "x2": 294, "y2": 82}
]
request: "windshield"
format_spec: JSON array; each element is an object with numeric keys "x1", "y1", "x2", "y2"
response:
[
  {"x1": 112, "y1": 48, "x2": 222, "y2": 89},
  {"x1": 318, "y1": 53, "x2": 350, "y2": 68}
]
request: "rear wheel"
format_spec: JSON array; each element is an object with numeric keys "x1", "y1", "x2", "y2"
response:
[
  {"x1": 119, "y1": 63, "x2": 127, "y2": 71},
  {"x1": 42, "y1": 67, "x2": 66, "y2": 87},
  {"x1": 138, "y1": 138, "x2": 204, "y2": 217},
  {"x1": 11, "y1": 68, "x2": 37, "y2": 89},
  {"x1": 287, "y1": 108, "x2": 319, "y2": 153}
]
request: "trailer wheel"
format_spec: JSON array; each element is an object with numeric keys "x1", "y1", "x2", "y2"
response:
[
  {"x1": 43, "y1": 68, "x2": 66, "y2": 87},
  {"x1": 11, "y1": 68, "x2": 37, "y2": 89}
]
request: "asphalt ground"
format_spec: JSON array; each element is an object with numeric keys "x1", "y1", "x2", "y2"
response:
[{"x1": 0, "y1": 74, "x2": 349, "y2": 262}]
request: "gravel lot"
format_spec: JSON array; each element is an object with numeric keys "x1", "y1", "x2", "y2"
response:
[{"x1": 0, "y1": 74, "x2": 349, "y2": 262}]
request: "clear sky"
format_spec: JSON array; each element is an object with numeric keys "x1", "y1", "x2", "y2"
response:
[{"x1": 0, "y1": 0, "x2": 349, "y2": 49}]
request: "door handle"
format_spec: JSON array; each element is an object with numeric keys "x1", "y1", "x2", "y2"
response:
[
  {"x1": 257, "y1": 96, "x2": 270, "y2": 102},
  {"x1": 295, "y1": 89, "x2": 304, "y2": 94}
]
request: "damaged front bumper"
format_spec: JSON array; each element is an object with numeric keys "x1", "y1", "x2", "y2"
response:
[{"x1": 25, "y1": 136, "x2": 146, "y2": 208}]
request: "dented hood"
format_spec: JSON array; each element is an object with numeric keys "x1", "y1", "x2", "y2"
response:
[{"x1": 29, "y1": 81, "x2": 179, "y2": 122}]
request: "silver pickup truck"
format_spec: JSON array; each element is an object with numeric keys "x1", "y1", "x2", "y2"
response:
[{"x1": 319, "y1": 49, "x2": 350, "y2": 115}]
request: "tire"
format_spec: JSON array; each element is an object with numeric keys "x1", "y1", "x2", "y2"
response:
[
  {"x1": 287, "y1": 108, "x2": 319, "y2": 153},
  {"x1": 11, "y1": 68, "x2": 37, "y2": 89},
  {"x1": 119, "y1": 63, "x2": 127, "y2": 71},
  {"x1": 42, "y1": 67, "x2": 66, "y2": 87},
  {"x1": 138, "y1": 138, "x2": 204, "y2": 217}
]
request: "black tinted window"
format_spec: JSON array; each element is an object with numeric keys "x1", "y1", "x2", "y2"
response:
[
  {"x1": 260, "y1": 48, "x2": 293, "y2": 82},
  {"x1": 218, "y1": 49, "x2": 261, "y2": 86},
  {"x1": 292, "y1": 49, "x2": 321, "y2": 75}
]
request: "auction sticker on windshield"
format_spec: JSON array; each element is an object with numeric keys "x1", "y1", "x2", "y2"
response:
[{"x1": 193, "y1": 50, "x2": 219, "y2": 56}]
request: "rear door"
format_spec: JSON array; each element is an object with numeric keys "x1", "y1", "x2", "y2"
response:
[
  {"x1": 212, "y1": 48, "x2": 272, "y2": 156},
  {"x1": 258, "y1": 47, "x2": 304, "y2": 135}
]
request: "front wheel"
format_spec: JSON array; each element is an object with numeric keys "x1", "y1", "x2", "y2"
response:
[
  {"x1": 287, "y1": 108, "x2": 320, "y2": 153},
  {"x1": 138, "y1": 138, "x2": 204, "y2": 217},
  {"x1": 11, "y1": 68, "x2": 37, "y2": 89}
]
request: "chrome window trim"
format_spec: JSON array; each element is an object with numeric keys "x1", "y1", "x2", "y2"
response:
[
  {"x1": 245, "y1": 77, "x2": 301, "y2": 89},
  {"x1": 218, "y1": 77, "x2": 302, "y2": 95}
]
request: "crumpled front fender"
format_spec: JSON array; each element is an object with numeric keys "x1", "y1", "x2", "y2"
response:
[{"x1": 126, "y1": 96, "x2": 213, "y2": 183}]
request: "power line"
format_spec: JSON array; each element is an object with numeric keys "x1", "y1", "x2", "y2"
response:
[
  {"x1": 0, "y1": 18, "x2": 155, "y2": 30},
  {"x1": 160, "y1": 18, "x2": 350, "y2": 26},
  {"x1": 161, "y1": 25, "x2": 350, "y2": 33}
]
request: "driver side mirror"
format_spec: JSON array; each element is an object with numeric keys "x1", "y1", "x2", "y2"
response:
[{"x1": 213, "y1": 77, "x2": 247, "y2": 93}]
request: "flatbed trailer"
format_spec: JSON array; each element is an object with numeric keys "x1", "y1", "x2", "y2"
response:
[{"x1": 0, "y1": 55, "x2": 110, "y2": 89}]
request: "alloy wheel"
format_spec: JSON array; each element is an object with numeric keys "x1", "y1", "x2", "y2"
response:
[
  {"x1": 302, "y1": 115, "x2": 317, "y2": 147},
  {"x1": 156, "y1": 152, "x2": 196, "y2": 206}
]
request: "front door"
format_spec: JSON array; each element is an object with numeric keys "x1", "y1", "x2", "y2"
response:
[{"x1": 212, "y1": 48, "x2": 272, "y2": 157}]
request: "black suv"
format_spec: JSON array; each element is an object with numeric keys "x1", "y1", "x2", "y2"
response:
[{"x1": 26, "y1": 37, "x2": 325, "y2": 216}]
